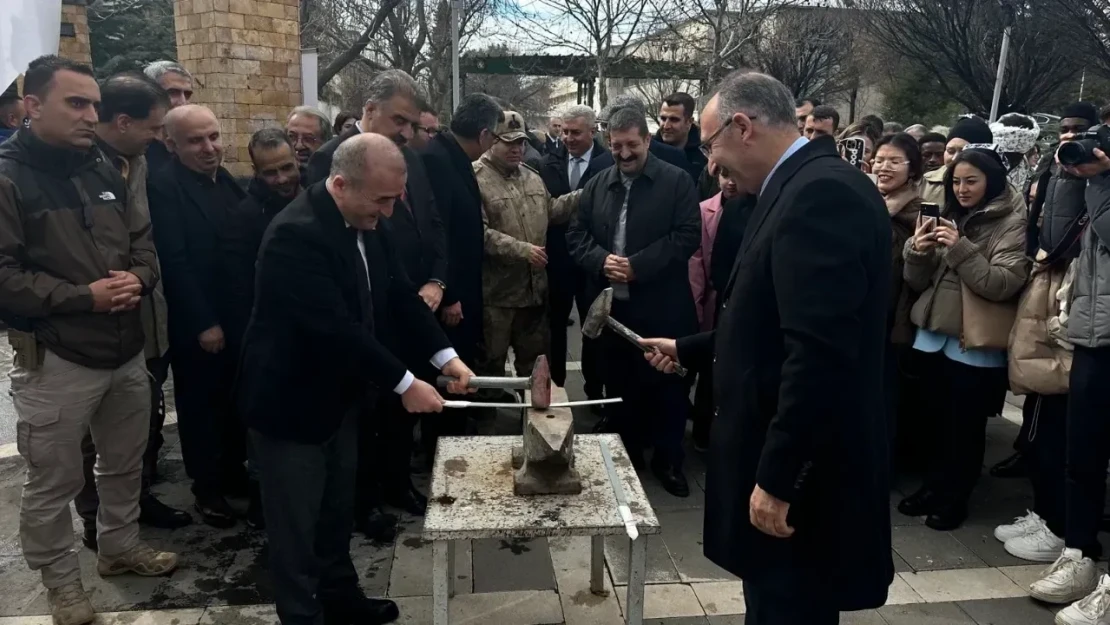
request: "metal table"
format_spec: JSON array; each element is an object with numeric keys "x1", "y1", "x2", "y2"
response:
[{"x1": 423, "y1": 434, "x2": 660, "y2": 625}]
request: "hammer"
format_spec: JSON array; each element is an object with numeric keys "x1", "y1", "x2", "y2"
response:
[
  {"x1": 581, "y1": 288, "x2": 688, "y2": 377},
  {"x1": 436, "y1": 355, "x2": 552, "y2": 409}
]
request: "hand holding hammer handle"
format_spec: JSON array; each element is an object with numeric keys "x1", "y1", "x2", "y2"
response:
[
  {"x1": 606, "y1": 317, "x2": 688, "y2": 377},
  {"x1": 435, "y1": 375, "x2": 527, "y2": 389}
]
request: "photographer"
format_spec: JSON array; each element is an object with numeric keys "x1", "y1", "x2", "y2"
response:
[{"x1": 1027, "y1": 124, "x2": 1110, "y2": 623}]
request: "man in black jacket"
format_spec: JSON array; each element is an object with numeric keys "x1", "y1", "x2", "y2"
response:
[
  {"x1": 567, "y1": 106, "x2": 701, "y2": 497},
  {"x1": 642, "y1": 72, "x2": 892, "y2": 624},
  {"x1": 239, "y1": 133, "x2": 474, "y2": 625},
  {"x1": 538, "y1": 105, "x2": 613, "y2": 393},
  {"x1": 148, "y1": 104, "x2": 247, "y2": 528},
  {"x1": 656, "y1": 92, "x2": 708, "y2": 182}
]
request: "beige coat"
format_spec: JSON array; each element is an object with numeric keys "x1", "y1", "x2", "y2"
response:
[
  {"x1": 885, "y1": 184, "x2": 921, "y2": 345},
  {"x1": 903, "y1": 186, "x2": 1030, "y2": 344},
  {"x1": 920, "y1": 166, "x2": 946, "y2": 207},
  {"x1": 1009, "y1": 252, "x2": 1073, "y2": 395}
]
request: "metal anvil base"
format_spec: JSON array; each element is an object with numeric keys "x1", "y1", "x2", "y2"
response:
[{"x1": 512, "y1": 386, "x2": 583, "y2": 496}]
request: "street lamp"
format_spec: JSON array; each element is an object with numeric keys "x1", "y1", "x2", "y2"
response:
[
  {"x1": 989, "y1": 0, "x2": 1017, "y2": 122},
  {"x1": 451, "y1": 0, "x2": 462, "y2": 112}
]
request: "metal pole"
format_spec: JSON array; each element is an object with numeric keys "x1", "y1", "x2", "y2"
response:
[
  {"x1": 989, "y1": 24, "x2": 1011, "y2": 123},
  {"x1": 451, "y1": 0, "x2": 461, "y2": 112},
  {"x1": 1080, "y1": 67, "x2": 1087, "y2": 101}
]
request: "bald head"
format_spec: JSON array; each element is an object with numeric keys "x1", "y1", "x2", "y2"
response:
[
  {"x1": 327, "y1": 133, "x2": 407, "y2": 230},
  {"x1": 164, "y1": 104, "x2": 223, "y2": 177}
]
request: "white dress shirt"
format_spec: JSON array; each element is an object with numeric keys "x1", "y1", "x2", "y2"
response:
[
  {"x1": 567, "y1": 144, "x2": 594, "y2": 187},
  {"x1": 352, "y1": 229, "x2": 458, "y2": 394}
]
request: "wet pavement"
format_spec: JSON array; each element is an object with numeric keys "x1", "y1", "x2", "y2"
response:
[{"x1": 0, "y1": 323, "x2": 1094, "y2": 625}]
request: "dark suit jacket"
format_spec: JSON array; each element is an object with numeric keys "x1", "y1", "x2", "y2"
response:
[
  {"x1": 237, "y1": 182, "x2": 451, "y2": 443},
  {"x1": 148, "y1": 159, "x2": 246, "y2": 346},
  {"x1": 539, "y1": 138, "x2": 614, "y2": 282},
  {"x1": 654, "y1": 125, "x2": 709, "y2": 183},
  {"x1": 420, "y1": 132, "x2": 485, "y2": 361},
  {"x1": 649, "y1": 138, "x2": 693, "y2": 181},
  {"x1": 566, "y1": 154, "x2": 700, "y2": 339},
  {"x1": 676, "y1": 137, "x2": 893, "y2": 609}
]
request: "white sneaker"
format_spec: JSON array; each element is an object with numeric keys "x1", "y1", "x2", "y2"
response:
[
  {"x1": 1005, "y1": 525, "x2": 1066, "y2": 562},
  {"x1": 995, "y1": 510, "x2": 1045, "y2": 542},
  {"x1": 1031, "y1": 548, "x2": 1099, "y2": 604},
  {"x1": 1057, "y1": 574, "x2": 1110, "y2": 625}
]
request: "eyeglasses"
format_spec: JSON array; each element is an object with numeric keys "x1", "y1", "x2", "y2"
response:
[
  {"x1": 873, "y1": 158, "x2": 908, "y2": 168},
  {"x1": 699, "y1": 117, "x2": 743, "y2": 158}
]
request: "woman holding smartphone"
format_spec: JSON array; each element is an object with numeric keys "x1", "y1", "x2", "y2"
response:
[{"x1": 898, "y1": 146, "x2": 1030, "y2": 530}]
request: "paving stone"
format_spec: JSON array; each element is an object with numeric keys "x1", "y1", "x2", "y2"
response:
[
  {"x1": 956, "y1": 597, "x2": 1055, "y2": 624},
  {"x1": 391, "y1": 590, "x2": 563, "y2": 624},
  {"x1": 548, "y1": 536, "x2": 623, "y2": 625},
  {"x1": 646, "y1": 618, "x2": 710, "y2": 625},
  {"x1": 893, "y1": 551, "x2": 912, "y2": 573},
  {"x1": 0, "y1": 556, "x2": 46, "y2": 616},
  {"x1": 657, "y1": 510, "x2": 736, "y2": 583},
  {"x1": 641, "y1": 470, "x2": 706, "y2": 511},
  {"x1": 350, "y1": 534, "x2": 398, "y2": 597},
  {"x1": 886, "y1": 575, "x2": 926, "y2": 605},
  {"x1": 690, "y1": 581, "x2": 744, "y2": 616},
  {"x1": 472, "y1": 538, "x2": 556, "y2": 593},
  {"x1": 200, "y1": 604, "x2": 278, "y2": 624},
  {"x1": 616, "y1": 582, "x2": 705, "y2": 620},
  {"x1": 878, "y1": 603, "x2": 976, "y2": 624},
  {"x1": 702, "y1": 612, "x2": 884, "y2": 625},
  {"x1": 892, "y1": 525, "x2": 987, "y2": 572},
  {"x1": 706, "y1": 616, "x2": 744, "y2": 625},
  {"x1": 997, "y1": 564, "x2": 1048, "y2": 590},
  {"x1": 216, "y1": 535, "x2": 272, "y2": 606},
  {"x1": 388, "y1": 533, "x2": 472, "y2": 597},
  {"x1": 950, "y1": 524, "x2": 1028, "y2": 568},
  {"x1": 898, "y1": 569, "x2": 1027, "y2": 603},
  {"x1": 890, "y1": 497, "x2": 925, "y2": 527},
  {"x1": 605, "y1": 535, "x2": 679, "y2": 585}
]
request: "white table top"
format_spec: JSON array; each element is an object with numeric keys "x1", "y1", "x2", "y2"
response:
[{"x1": 422, "y1": 434, "x2": 661, "y2": 541}]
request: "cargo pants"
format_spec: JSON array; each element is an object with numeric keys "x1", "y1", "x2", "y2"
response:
[
  {"x1": 481, "y1": 305, "x2": 549, "y2": 378},
  {"x1": 12, "y1": 349, "x2": 150, "y2": 589}
]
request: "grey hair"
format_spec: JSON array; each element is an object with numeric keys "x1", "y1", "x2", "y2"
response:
[
  {"x1": 365, "y1": 69, "x2": 422, "y2": 107},
  {"x1": 248, "y1": 127, "x2": 292, "y2": 161},
  {"x1": 288, "y1": 105, "x2": 333, "y2": 141},
  {"x1": 608, "y1": 106, "x2": 648, "y2": 137},
  {"x1": 560, "y1": 104, "x2": 596, "y2": 128},
  {"x1": 714, "y1": 71, "x2": 796, "y2": 129},
  {"x1": 143, "y1": 60, "x2": 193, "y2": 84}
]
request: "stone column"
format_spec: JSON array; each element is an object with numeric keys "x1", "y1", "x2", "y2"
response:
[
  {"x1": 173, "y1": 0, "x2": 303, "y2": 175},
  {"x1": 59, "y1": 0, "x2": 93, "y2": 65}
]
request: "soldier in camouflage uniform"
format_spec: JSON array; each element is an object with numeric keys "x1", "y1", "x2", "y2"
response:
[{"x1": 475, "y1": 111, "x2": 582, "y2": 377}]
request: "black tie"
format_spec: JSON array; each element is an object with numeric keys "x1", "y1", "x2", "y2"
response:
[{"x1": 350, "y1": 229, "x2": 374, "y2": 330}]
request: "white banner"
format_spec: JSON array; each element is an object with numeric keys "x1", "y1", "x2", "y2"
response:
[{"x1": 0, "y1": 0, "x2": 63, "y2": 92}]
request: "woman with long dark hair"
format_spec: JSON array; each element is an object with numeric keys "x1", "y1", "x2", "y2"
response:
[{"x1": 898, "y1": 147, "x2": 1030, "y2": 530}]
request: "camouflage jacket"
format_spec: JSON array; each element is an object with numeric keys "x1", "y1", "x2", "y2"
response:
[{"x1": 474, "y1": 153, "x2": 580, "y2": 307}]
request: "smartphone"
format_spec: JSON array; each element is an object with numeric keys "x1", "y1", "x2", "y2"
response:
[
  {"x1": 838, "y1": 137, "x2": 867, "y2": 170},
  {"x1": 920, "y1": 202, "x2": 940, "y2": 230}
]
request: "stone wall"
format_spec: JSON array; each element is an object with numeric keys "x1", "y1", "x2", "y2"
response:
[
  {"x1": 59, "y1": 0, "x2": 93, "y2": 65},
  {"x1": 173, "y1": 0, "x2": 303, "y2": 175}
]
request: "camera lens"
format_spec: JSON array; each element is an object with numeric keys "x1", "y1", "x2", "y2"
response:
[{"x1": 1059, "y1": 140, "x2": 1094, "y2": 166}]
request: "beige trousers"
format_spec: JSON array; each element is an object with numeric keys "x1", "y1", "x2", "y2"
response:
[{"x1": 12, "y1": 349, "x2": 150, "y2": 588}]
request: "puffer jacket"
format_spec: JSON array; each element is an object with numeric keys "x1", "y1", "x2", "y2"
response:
[
  {"x1": 885, "y1": 184, "x2": 921, "y2": 344},
  {"x1": 903, "y1": 186, "x2": 1030, "y2": 341},
  {"x1": 920, "y1": 165, "x2": 946, "y2": 207},
  {"x1": 1068, "y1": 174, "x2": 1110, "y2": 347},
  {"x1": 0, "y1": 129, "x2": 159, "y2": 369}
]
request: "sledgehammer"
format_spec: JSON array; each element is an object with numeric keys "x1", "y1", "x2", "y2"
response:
[{"x1": 581, "y1": 288, "x2": 688, "y2": 377}]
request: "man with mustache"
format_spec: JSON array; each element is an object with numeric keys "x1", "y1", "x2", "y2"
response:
[
  {"x1": 286, "y1": 106, "x2": 332, "y2": 172},
  {"x1": 0, "y1": 55, "x2": 178, "y2": 625},
  {"x1": 148, "y1": 105, "x2": 248, "y2": 529}
]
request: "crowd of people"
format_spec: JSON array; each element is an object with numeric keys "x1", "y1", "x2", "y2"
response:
[{"x1": 5, "y1": 49, "x2": 1110, "y2": 625}]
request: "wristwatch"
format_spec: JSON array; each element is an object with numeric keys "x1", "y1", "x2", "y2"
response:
[{"x1": 429, "y1": 279, "x2": 447, "y2": 291}]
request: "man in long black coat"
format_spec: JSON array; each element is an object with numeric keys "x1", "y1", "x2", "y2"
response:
[
  {"x1": 642, "y1": 72, "x2": 893, "y2": 623},
  {"x1": 238, "y1": 133, "x2": 474, "y2": 625}
]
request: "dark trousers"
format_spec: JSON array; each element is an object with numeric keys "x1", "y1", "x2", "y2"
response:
[
  {"x1": 251, "y1": 413, "x2": 361, "y2": 625},
  {"x1": 1065, "y1": 345, "x2": 1110, "y2": 559},
  {"x1": 919, "y1": 352, "x2": 1008, "y2": 506},
  {"x1": 692, "y1": 364, "x2": 714, "y2": 446},
  {"x1": 742, "y1": 579, "x2": 838, "y2": 625},
  {"x1": 548, "y1": 264, "x2": 580, "y2": 387},
  {"x1": 75, "y1": 355, "x2": 170, "y2": 525},
  {"x1": 1026, "y1": 393, "x2": 1068, "y2": 537},
  {"x1": 172, "y1": 344, "x2": 245, "y2": 495},
  {"x1": 604, "y1": 327, "x2": 688, "y2": 467},
  {"x1": 355, "y1": 394, "x2": 413, "y2": 520}
]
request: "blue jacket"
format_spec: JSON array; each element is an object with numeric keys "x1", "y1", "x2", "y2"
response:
[{"x1": 0, "y1": 127, "x2": 15, "y2": 145}]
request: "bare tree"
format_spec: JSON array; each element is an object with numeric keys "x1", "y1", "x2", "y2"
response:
[
  {"x1": 466, "y1": 47, "x2": 555, "y2": 121},
  {"x1": 1046, "y1": 0, "x2": 1110, "y2": 82},
  {"x1": 746, "y1": 6, "x2": 856, "y2": 98},
  {"x1": 853, "y1": 0, "x2": 1078, "y2": 113},
  {"x1": 508, "y1": 0, "x2": 660, "y2": 106}
]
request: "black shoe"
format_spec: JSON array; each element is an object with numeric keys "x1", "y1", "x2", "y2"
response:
[
  {"x1": 384, "y1": 484, "x2": 428, "y2": 516},
  {"x1": 897, "y1": 488, "x2": 940, "y2": 517},
  {"x1": 138, "y1": 494, "x2": 193, "y2": 529},
  {"x1": 354, "y1": 509, "x2": 397, "y2": 542},
  {"x1": 628, "y1": 448, "x2": 646, "y2": 471},
  {"x1": 324, "y1": 595, "x2": 400, "y2": 625},
  {"x1": 651, "y1": 459, "x2": 690, "y2": 498},
  {"x1": 246, "y1": 482, "x2": 265, "y2": 530},
  {"x1": 82, "y1": 524, "x2": 97, "y2": 552},
  {"x1": 989, "y1": 451, "x2": 1027, "y2": 479},
  {"x1": 925, "y1": 503, "x2": 968, "y2": 531},
  {"x1": 194, "y1": 491, "x2": 237, "y2": 528},
  {"x1": 223, "y1": 470, "x2": 251, "y2": 499}
]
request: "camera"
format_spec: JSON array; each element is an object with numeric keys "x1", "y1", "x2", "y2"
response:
[{"x1": 1058, "y1": 124, "x2": 1110, "y2": 166}]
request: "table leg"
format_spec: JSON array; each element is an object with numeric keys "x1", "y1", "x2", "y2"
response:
[
  {"x1": 433, "y1": 540, "x2": 451, "y2": 625},
  {"x1": 625, "y1": 537, "x2": 646, "y2": 625},
  {"x1": 447, "y1": 539, "x2": 457, "y2": 598},
  {"x1": 590, "y1": 535, "x2": 606, "y2": 595}
]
